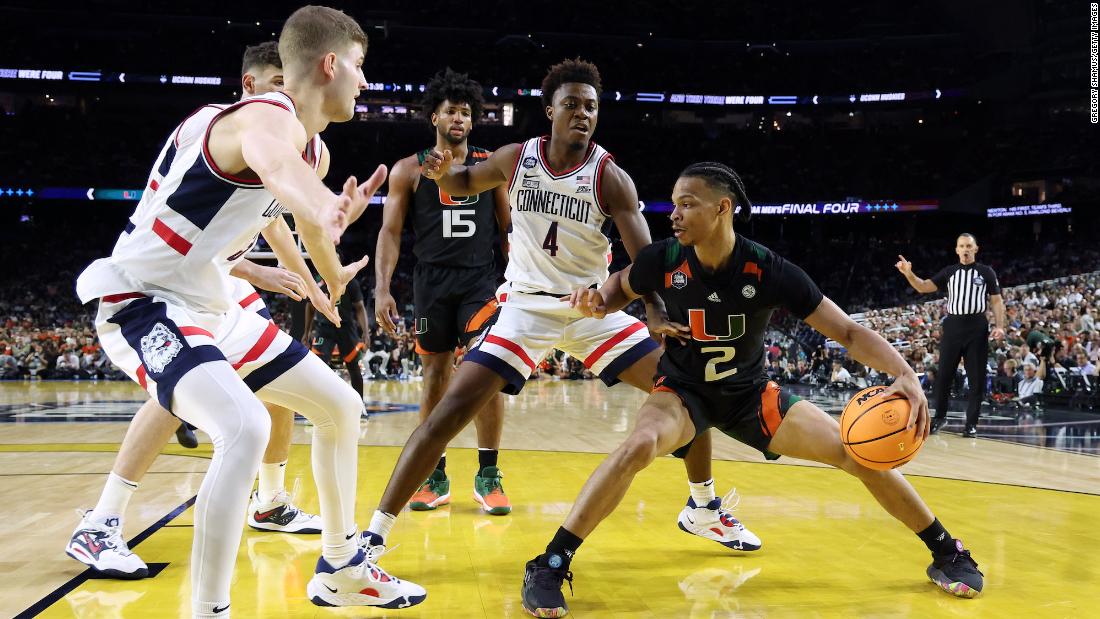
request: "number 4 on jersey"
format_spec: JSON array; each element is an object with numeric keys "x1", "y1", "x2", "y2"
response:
[{"x1": 542, "y1": 222, "x2": 559, "y2": 256}]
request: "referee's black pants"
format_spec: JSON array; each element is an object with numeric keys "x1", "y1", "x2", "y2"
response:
[{"x1": 932, "y1": 314, "x2": 989, "y2": 426}]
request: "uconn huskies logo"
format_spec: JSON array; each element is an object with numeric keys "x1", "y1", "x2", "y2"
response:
[{"x1": 687, "y1": 309, "x2": 746, "y2": 342}]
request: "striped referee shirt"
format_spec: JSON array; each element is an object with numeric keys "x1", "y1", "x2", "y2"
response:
[{"x1": 931, "y1": 263, "x2": 1001, "y2": 316}]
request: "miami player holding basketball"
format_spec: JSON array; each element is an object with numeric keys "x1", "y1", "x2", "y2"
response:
[
  {"x1": 361, "y1": 59, "x2": 759, "y2": 563},
  {"x1": 65, "y1": 41, "x2": 326, "y2": 583},
  {"x1": 74, "y1": 7, "x2": 424, "y2": 616},
  {"x1": 521, "y1": 162, "x2": 983, "y2": 617},
  {"x1": 374, "y1": 68, "x2": 513, "y2": 515}
]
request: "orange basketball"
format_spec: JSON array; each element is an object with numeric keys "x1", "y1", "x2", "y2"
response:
[{"x1": 840, "y1": 386, "x2": 924, "y2": 470}]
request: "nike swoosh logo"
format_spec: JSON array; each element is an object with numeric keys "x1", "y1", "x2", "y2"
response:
[
  {"x1": 685, "y1": 513, "x2": 696, "y2": 525},
  {"x1": 325, "y1": 584, "x2": 338, "y2": 593},
  {"x1": 212, "y1": 604, "x2": 230, "y2": 614},
  {"x1": 523, "y1": 172, "x2": 539, "y2": 178},
  {"x1": 254, "y1": 508, "x2": 281, "y2": 521},
  {"x1": 345, "y1": 532, "x2": 357, "y2": 540}
]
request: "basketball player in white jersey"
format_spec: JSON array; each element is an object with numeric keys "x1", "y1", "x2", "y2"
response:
[
  {"x1": 361, "y1": 59, "x2": 758, "y2": 566},
  {"x1": 65, "y1": 41, "x2": 327, "y2": 584},
  {"x1": 74, "y1": 7, "x2": 424, "y2": 616}
]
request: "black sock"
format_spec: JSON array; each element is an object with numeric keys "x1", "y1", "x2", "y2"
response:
[
  {"x1": 478, "y1": 448, "x2": 498, "y2": 471},
  {"x1": 436, "y1": 454, "x2": 446, "y2": 473},
  {"x1": 917, "y1": 518, "x2": 955, "y2": 555},
  {"x1": 543, "y1": 526, "x2": 583, "y2": 569}
]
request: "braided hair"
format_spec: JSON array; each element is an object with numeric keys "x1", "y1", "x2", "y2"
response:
[{"x1": 678, "y1": 162, "x2": 752, "y2": 224}]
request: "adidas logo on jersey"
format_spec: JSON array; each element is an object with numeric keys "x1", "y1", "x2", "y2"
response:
[{"x1": 707, "y1": 292, "x2": 721, "y2": 302}]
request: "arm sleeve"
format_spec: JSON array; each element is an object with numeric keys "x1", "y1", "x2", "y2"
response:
[
  {"x1": 773, "y1": 256, "x2": 825, "y2": 319},
  {"x1": 626, "y1": 242, "x2": 665, "y2": 296},
  {"x1": 930, "y1": 266, "x2": 953, "y2": 290},
  {"x1": 983, "y1": 266, "x2": 1001, "y2": 295}
]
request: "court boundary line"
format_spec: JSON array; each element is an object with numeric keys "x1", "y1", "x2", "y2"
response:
[{"x1": 14, "y1": 495, "x2": 196, "y2": 618}]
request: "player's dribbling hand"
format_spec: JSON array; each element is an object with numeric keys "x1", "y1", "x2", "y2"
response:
[
  {"x1": 338, "y1": 165, "x2": 388, "y2": 227},
  {"x1": 421, "y1": 149, "x2": 454, "y2": 180},
  {"x1": 882, "y1": 372, "x2": 929, "y2": 440},
  {"x1": 374, "y1": 291, "x2": 400, "y2": 336},
  {"x1": 561, "y1": 288, "x2": 607, "y2": 319},
  {"x1": 242, "y1": 265, "x2": 307, "y2": 301},
  {"x1": 894, "y1": 254, "x2": 913, "y2": 275}
]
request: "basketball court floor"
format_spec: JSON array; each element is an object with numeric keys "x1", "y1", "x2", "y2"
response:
[{"x1": 4, "y1": 378, "x2": 1099, "y2": 618}]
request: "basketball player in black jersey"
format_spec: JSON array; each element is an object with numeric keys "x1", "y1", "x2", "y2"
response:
[
  {"x1": 374, "y1": 69, "x2": 513, "y2": 514},
  {"x1": 522, "y1": 162, "x2": 983, "y2": 617},
  {"x1": 306, "y1": 268, "x2": 368, "y2": 397}
]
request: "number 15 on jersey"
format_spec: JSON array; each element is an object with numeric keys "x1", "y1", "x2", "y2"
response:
[{"x1": 442, "y1": 209, "x2": 476, "y2": 238}]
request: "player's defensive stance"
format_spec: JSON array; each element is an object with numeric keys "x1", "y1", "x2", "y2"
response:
[
  {"x1": 521, "y1": 162, "x2": 983, "y2": 617},
  {"x1": 74, "y1": 7, "x2": 424, "y2": 617}
]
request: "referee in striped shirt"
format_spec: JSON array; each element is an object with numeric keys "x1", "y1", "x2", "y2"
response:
[{"x1": 896, "y1": 233, "x2": 1006, "y2": 437}]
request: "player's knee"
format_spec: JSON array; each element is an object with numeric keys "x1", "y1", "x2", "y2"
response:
[
  {"x1": 616, "y1": 432, "x2": 661, "y2": 473},
  {"x1": 234, "y1": 399, "x2": 271, "y2": 456}
]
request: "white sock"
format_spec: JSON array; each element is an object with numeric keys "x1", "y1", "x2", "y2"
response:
[
  {"x1": 91, "y1": 471, "x2": 138, "y2": 521},
  {"x1": 257, "y1": 460, "x2": 287, "y2": 504},
  {"x1": 367, "y1": 510, "x2": 396, "y2": 543},
  {"x1": 689, "y1": 479, "x2": 716, "y2": 507}
]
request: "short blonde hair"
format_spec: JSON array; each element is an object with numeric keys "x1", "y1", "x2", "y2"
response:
[{"x1": 279, "y1": 6, "x2": 367, "y2": 70}]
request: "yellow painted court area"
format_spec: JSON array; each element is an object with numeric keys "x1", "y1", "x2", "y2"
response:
[{"x1": 3, "y1": 381, "x2": 1099, "y2": 618}]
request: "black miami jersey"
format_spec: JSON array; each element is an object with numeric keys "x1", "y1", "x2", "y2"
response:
[
  {"x1": 411, "y1": 146, "x2": 498, "y2": 268},
  {"x1": 629, "y1": 236, "x2": 824, "y2": 394}
]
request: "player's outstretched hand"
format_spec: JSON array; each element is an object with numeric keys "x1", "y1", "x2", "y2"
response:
[
  {"x1": 561, "y1": 287, "x2": 607, "y2": 319},
  {"x1": 421, "y1": 148, "x2": 454, "y2": 180},
  {"x1": 246, "y1": 265, "x2": 307, "y2": 301},
  {"x1": 325, "y1": 253, "x2": 371, "y2": 308},
  {"x1": 305, "y1": 277, "x2": 341, "y2": 327},
  {"x1": 375, "y1": 291, "x2": 400, "y2": 336},
  {"x1": 338, "y1": 165, "x2": 388, "y2": 227},
  {"x1": 894, "y1": 254, "x2": 913, "y2": 276},
  {"x1": 882, "y1": 372, "x2": 929, "y2": 440}
]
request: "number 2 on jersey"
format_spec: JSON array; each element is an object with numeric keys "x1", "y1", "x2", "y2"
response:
[
  {"x1": 701, "y1": 346, "x2": 738, "y2": 382},
  {"x1": 542, "y1": 221, "x2": 559, "y2": 256}
]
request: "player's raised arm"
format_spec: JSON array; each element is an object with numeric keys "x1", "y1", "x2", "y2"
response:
[
  {"x1": 423, "y1": 142, "x2": 521, "y2": 197},
  {"x1": 803, "y1": 296, "x2": 929, "y2": 438}
]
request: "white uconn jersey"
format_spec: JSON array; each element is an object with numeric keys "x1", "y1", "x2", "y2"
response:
[
  {"x1": 76, "y1": 92, "x2": 322, "y2": 313},
  {"x1": 505, "y1": 136, "x2": 614, "y2": 295}
]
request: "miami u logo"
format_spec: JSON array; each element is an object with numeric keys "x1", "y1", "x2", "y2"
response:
[
  {"x1": 687, "y1": 309, "x2": 745, "y2": 342},
  {"x1": 438, "y1": 188, "x2": 479, "y2": 206}
]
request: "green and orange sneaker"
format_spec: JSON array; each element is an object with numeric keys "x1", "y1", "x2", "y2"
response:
[
  {"x1": 408, "y1": 469, "x2": 451, "y2": 511},
  {"x1": 473, "y1": 466, "x2": 512, "y2": 515}
]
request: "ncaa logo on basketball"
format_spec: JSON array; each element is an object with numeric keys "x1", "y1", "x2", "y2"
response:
[
  {"x1": 741, "y1": 284, "x2": 756, "y2": 298},
  {"x1": 521, "y1": 156, "x2": 537, "y2": 169},
  {"x1": 140, "y1": 323, "x2": 182, "y2": 374},
  {"x1": 856, "y1": 386, "x2": 887, "y2": 405},
  {"x1": 671, "y1": 271, "x2": 688, "y2": 289}
]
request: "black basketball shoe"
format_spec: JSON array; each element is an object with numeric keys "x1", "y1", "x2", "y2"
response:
[
  {"x1": 929, "y1": 418, "x2": 946, "y2": 435},
  {"x1": 962, "y1": 425, "x2": 978, "y2": 438},
  {"x1": 521, "y1": 554, "x2": 573, "y2": 618},
  {"x1": 927, "y1": 539, "x2": 983, "y2": 598},
  {"x1": 175, "y1": 423, "x2": 198, "y2": 449}
]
